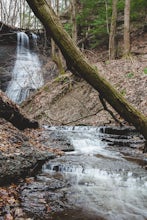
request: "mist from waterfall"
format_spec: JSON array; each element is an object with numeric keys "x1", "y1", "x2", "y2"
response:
[{"x1": 6, "y1": 32, "x2": 44, "y2": 104}]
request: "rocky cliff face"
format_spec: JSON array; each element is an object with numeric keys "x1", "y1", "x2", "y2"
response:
[
  {"x1": 0, "y1": 45, "x2": 16, "y2": 91},
  {"x1": 0, "y1": 23, "x2": 17, "y2": 91},
  {"x1": 0, "y1": 23, "x2": 37, "y2": 92}
]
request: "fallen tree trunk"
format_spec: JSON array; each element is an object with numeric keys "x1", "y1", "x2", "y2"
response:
[
  {"x1": 0, "y1": 91, "x2": 38, "y2": 130},
  {"x1": 0, "y1": 21, "x2": 19, "y2": 33},
  {"x1": 26, "y1": 0, "x2": 147, "y2": 140}
]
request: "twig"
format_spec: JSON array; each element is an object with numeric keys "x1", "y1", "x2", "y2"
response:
[
  {"x1": 143, "y1": 141, "x2": 147, "y2": 153},
  {"x1": 62, "y1": 108, "x2": 103, "y2": 125},
  {"x1": 0, "y1": 32, "x2": 17, "y2": 36},
  {"x1": 99, "y1": 95, "x2": 123, "y2": 126},
  {"x1": 41, "y1": 107, "x2": 103, "y2": 126},
  {"x1": 43, "y1": 113, "x2": 63, "y2": 125},
  {"x1": 0, "y1": 23, "x2": 4, "y2": 31}
]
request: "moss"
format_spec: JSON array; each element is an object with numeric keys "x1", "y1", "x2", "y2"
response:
[
  {"x1": 55, "y1": 75, "x2": 71, "y2": 84},
  {"x1": 120, "y1": 89, "x2": 126, "y2": 96},
  {"x1": 126, "y1": 72, "x2": 134, "y2": 78},
  {"x1": 43, "y1": 85, "x2": 50, "y2": 92},
  {"x1": 143, "y1": 68, "x2": 147, "y2": 75}
]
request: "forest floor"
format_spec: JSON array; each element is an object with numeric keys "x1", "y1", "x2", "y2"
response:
[{"x1": 0, "y1": 32, "x2": 147, "y2": 219}]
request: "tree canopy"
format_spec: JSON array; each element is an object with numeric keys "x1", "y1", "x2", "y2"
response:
[{"x1": 0, "y1": 0, "x2": 146, "y2": 49}]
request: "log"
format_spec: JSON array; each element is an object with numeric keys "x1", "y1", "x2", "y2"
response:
[
  {"x1": 0, "y1": 90, "x2": 38, "y2": 130},
  {"x1": 0, "y1": 21, "x2": 18, "y2": 33},
  {"x1": 26, "y1": 0, "x2": 147, "y2": 141}
]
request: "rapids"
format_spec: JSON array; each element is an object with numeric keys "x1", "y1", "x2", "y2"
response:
[{"x1": 21, "y1": 126, "x2": 147, "y2": 220}]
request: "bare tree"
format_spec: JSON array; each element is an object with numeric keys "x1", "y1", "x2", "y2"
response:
[
  {"x1": 11, "y1": 0, "x2": 19, "y2": 26},
  {"x1": 50, "y1": 0, "x2": 66, "y2": 75},
  {"x1": 0, "y1": 1, "x2": 2, "y2": 22},
  {"x1": 104, "y1": 0, "x2": 109, "y2": 35},
  {"x1": 124, "y1": 0, "x2": 131, "y2": 56},
  {"x1": 70, "y1": 0, "x2": 77, "y2": 43},
  {"x1": 109, "y1": 0, "x2": 118, "y2": 60},
  {"x1": 0, "y1": 0, "x2": 41, "y2": 29}
]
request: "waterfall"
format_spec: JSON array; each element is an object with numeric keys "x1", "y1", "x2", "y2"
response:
[{"x1": 6, "y1": 32, "x2": 44, "y2": 104}]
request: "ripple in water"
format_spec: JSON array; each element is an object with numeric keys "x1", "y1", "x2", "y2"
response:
[
  {"x1": 42, "y1": 127, "x2": 147, "y2": 220},
  {"x1": 21, "y1": 126, "x2": 147, "y2": 220}
]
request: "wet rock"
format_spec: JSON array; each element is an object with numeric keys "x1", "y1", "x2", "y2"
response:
[
  {"x1": 41, "y1": 130, "x2": 74, "y2": 152},
  {"x1": 99, "y1": 126, "x2": 145, "y2": 148},
  {"x1": 99, "y1": 126, "x2": 138, "y2": 136},
  {"x1": 0, "y1": 45, "x2": 16, "y2": 91},
  {"x1": 0, "y1": 144, "x2": 55, "y2": 186},
  {"x1": 19, "y1": 126, "x2": 147, "y2": 220},
  {"x1": 21, "y1": 177, "x2": 69, "y2": 219},
  {"x1": 0, "y1": 70, "x2": 11, "y2": 91},
  {"x1": 101, "y1": 137, "x2": 145, "y2": 147}
]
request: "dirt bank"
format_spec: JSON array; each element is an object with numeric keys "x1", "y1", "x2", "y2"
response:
[{"x1": 22, "y1": 54, "x2": 147, "y2": 127}]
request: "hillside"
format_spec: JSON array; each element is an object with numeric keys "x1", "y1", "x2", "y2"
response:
[{"x1": 22, "y1": 32, "x2": 147, "y2": 127}]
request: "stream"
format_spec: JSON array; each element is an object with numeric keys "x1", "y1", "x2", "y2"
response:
[{"x1": 21, "y1": 126, "x2": 147, "y2": 220}]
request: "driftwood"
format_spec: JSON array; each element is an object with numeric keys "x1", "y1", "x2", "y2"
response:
[{"x1": 0, "y1": 91, "x2": 38, "y2": 130}]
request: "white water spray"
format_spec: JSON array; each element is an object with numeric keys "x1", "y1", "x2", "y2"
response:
[{"x1": 6, "y1": 32, "x2": 43, "y2": 104}]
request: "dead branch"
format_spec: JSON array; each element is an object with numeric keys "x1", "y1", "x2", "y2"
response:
[
  {"x1": 99, "y1": 95, "x2": 123, "y2": 126},
  {"x1": 62, "y1": 108, "x2": 103, "y2": 125},
  {"x1": 0, "y1": 90, "x2": 38, "y2": 130}
]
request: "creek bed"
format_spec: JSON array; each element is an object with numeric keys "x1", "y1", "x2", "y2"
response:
[{"x1": 21, "y1": 126, "x2": 147, "y2": 220}]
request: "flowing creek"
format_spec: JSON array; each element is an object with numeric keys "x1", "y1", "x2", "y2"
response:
[
  {"x1": 21, "y1": 126, "x2": 147, "y2": 220},
  {"x1": 6, "y1": 32, "x2": 43, "y2": 104}
]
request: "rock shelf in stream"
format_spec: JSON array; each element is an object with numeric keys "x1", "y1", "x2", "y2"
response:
[
  {"x1": 0, "y1": 144, "x2": 55, "y2": 186},
  {"x1": 20, "y1": 126, "x2": 147, "y2": 220}
]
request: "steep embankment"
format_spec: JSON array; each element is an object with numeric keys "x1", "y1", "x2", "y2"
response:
[{"x1": 22, "y1": 54, "x2": 147, "y2": 127}]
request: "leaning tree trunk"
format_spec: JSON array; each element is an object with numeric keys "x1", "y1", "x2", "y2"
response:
[
  {"x1": 26, "y1": 0, "x2": 147, "y2": 140},
  {"x1": 0, "y1": 91, "x2": 38, "y2": 130}
]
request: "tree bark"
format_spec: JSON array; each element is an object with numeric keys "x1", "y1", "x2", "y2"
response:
[
  {"x1": 0, "y1": 91, "x2": 38, "y2": 130},
  {"x1": 50, "y1": 0, "x2": 65, "y2": 75},
  {"x1": 124, "y1": 0, "x2": 131, "y2": 56},
  {"x1": 26, "y1": 0, "x2": 147, "y2": 140},
  {"x1": 109, "y1": 0, "x2": 118, "y2": 60},
  {"x1": 71, "y1": 0, "x2": 77, "y2": 43}
]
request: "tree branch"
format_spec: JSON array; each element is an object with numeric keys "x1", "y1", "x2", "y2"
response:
[
  {"x1": 99, "y1": 95, "x2": 123, "y2": 126},
  {"x1": 0, "y1": 91, "x2": 38, "y2": 130},
  {"x1": 62, "y1": 108, "x2": 103, "y2": 125}
]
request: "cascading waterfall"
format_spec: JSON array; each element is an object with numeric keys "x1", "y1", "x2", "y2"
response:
[
  {"x1": 6, "y1": 32, "x2": 44, "y2": 104},
  {"x1": 42, "y1": 127, "x2": 147, "y2": 219},
  {"x1": 20, "y1": 126, "x2": 147, "y2": 219}
]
